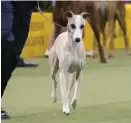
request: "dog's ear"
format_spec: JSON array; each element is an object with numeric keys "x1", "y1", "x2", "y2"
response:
[
  {"x1": 64, "y1": 11, "x2": 74, "y2": 19},
  {"x1": 81, "y1": 12, "x2": 90, "y2": 20}
]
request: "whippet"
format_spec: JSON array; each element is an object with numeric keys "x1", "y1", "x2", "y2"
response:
[{"x1": 49, "y1": 11, "x2": 89, "y2": 115}]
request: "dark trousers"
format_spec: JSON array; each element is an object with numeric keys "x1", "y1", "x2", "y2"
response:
[
  {"x1": 1, "y1": 1, "x2": 35, "y2": 97},
  {"x1": 1, "y1": 41, "x2": 19, "y2": 97}
]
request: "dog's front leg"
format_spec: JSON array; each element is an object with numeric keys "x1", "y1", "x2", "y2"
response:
[
  {"x1": 59, "y1": 70, "x2": 70, "y2": 115},
  {"x1": 49, "y1": 50, "x2": 59, "y2": 103},
  {"x1": 71, "y1": 70, "x2": 81, "y2": 109},
  {"x1": 51, "y1": 64, "x2": 58, "y2": 103},
  {"x1": 67, "y1": 72, "x2": 76, "y2": 101}
]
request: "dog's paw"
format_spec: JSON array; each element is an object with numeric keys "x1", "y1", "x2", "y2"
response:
[
  {"x1": 63, "y1": 112, "x2": 70, "y2": 115},
  {"x1": 51, "y1": 94, "x2": 57, "y2": 103},
  {"x1": 53, "y1": 97, "x2": 57, "y2": 103},
  {"x1": 108, "y1": 51, "x2": 114, "y2": 59},
  {"x1": 92, "y1": 53, "x2": 99, "y2": 59},
  {"x1": 127, "y1": 51, "x2": 131, "y2": 56},
  {"x1": 63, "y1": 107, "x2": 70, "y2": 115},
  {"x1": 100, "y1": 58, "x2": 107, "y2": 63},
  {"x1": 108, "y1": 54, "x2": 114, "y2": 59},
  {"x1": 71, "y1": 99, "x2": 78, "y2": 109}
]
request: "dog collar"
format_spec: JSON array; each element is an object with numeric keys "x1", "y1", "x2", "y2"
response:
[
  {"x1": 66, "y1": 26, "x2": 71, "y2": 34},
  {"x1": 67, "y1": 29, "x2": 71, "y2": 33}
]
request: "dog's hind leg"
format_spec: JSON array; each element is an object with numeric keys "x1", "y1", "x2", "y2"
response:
[
  {"x1": 71, "y1": 70, "x2": 81, "y2": 109},
  {"x1": 117, "y1": 6, "x2": 131, "y2": 55},
  {"x1": 89, "y1": 9, "x2": 107, "y2": 63},
  {"x1": 108, "y1": 9, "x2": 115, "y2": 58},
  {"x1": 49, "y1": 54, "x2": 59, "y2": 103},
  {"x1": 92, "y1": 35, "x2": 99, "y2": 58},
  {"x1": 67, "y1": 72, "x2": 76, "y2": 102}
]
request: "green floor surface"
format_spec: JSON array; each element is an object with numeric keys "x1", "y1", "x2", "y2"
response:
[{"x1": 2, "y1": 50, "x2": 131, "y2": 123}]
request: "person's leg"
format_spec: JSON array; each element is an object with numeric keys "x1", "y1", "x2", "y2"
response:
[
  {"x1": 1, "y1": 1, "x2": 36, "y2": 119},
  {"x1": 12, "y1": 6, "x2": 38, "y2": 67},
  {"x1": 1, "y1": 1, "x2": 16, "y2": 119},
  {"x1": 44, "y1": 24, "x2": 55, "y2": 57},
  {"x1": 44, "y1": 1, "x2": 56, "y2": 57},
  {"x1": 17, "y1": 57, "x2": 38, "y2": 67},
  {"x1": 1, "y1": 1, "x2": 38, "y2": 97},
  {"x1": 1, "y1": 40, "x2": 19, "y2": 120},
  {"x1": 1, "y1": 9, "x2": 32, "y2": 96},
  {"x1": 1, "y1": 41, "x2": 19, "y2": 97}
]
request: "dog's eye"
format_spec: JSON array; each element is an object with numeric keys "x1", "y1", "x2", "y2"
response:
[
  {"x1": 80, "y1": 24, "x2": 84, "y2": 29},
  {"x1": 71, "y1": 24, "x2": 76, "y2": 29}
]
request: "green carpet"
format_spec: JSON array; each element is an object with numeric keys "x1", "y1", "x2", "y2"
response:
[{"x1": 2, "y1": 50, "x2": 131, "y2": 123}]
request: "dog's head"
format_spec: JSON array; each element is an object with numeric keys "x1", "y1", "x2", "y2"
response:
[{"x1": 64, "y1": 11, "x2": 90, "y2": 43}]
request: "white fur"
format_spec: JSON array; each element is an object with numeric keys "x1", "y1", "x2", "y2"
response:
[{"x1": 49, "y1": 13, "x2": 87, "y2": 115}]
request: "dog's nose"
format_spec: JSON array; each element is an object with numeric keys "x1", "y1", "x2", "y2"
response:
[{"x1": 75, "y1": 38, "x2": 80, "y2": 42}]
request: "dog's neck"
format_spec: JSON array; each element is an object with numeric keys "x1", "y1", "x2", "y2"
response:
[
  {"x1": 67, "y1": 31, "x2": 85, "y2": 62},
  {"x1": 67, "y1": 31, "x2": 80, "y2": 53}
]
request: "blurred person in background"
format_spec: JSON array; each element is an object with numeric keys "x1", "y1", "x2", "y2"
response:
[
  {"x1": 1, "y1": 1, "x2": 38, "y2": 119},
  {"x1": 44, "y1": 1, "x2": 56, "y2": 58}
]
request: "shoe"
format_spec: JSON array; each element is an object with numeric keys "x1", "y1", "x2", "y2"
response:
[
  {"x1": 44, "y1": 49, "x2": 49, "y2": 58},
  {"x1": 17, "y1": 58, "x2": 38, "y2": 67},
  {"x1": 1, "y1": 108, "x2": 10, "y2": 120},
  {"x1": 85, "y1": 50, "x2": 93, "y2": 57}
]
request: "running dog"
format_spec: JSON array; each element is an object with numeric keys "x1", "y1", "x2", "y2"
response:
[{"x1": 49, "y1": 11, "x2": 89, "y2": 115}]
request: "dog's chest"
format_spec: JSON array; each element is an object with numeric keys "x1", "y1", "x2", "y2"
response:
[{"x1": 67, "y1": 52, "x2": 83, "y2": 73}]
